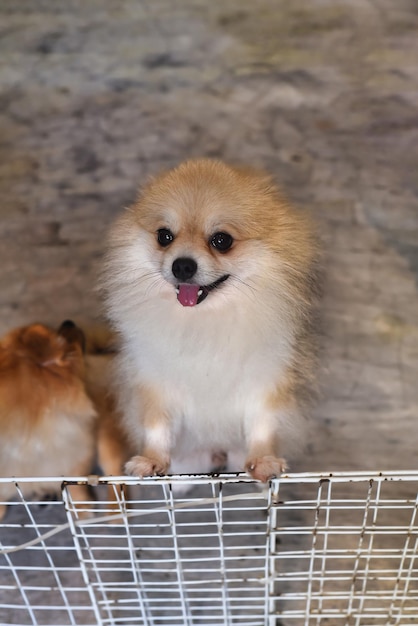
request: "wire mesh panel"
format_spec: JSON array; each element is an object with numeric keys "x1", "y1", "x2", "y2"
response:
[
  {"x1": 1, "y1": 472, "x2": 418, "y2": 625},
  {"x1": 64, "y1": 476, "x2": 270, "y2": 625},
  {"x1": 0, "y1": 475, "x2": 270, "y2": 626},
  {"x1": 270, "y1": 473, "x2": 418, "y2": 625}
]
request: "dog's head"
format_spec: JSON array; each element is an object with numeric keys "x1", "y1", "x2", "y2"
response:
[
  {"x1": 109, "y1": 159, "x2": 307, "y2": 310},
  {"x1": 0, "y1": 320, "x2": 86, "y2": 375},
  {"x1": 0, "y1": 321, "x2": 91, "y2": 427}
]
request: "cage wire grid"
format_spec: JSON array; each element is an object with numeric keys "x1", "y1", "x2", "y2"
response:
[{"x1": 1, "y1": 472, "x2": 418, "y2": 625}]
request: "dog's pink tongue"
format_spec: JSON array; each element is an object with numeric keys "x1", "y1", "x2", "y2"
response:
[{"x1": 177, "y1": 284, "x2": 200, "y2": 307}]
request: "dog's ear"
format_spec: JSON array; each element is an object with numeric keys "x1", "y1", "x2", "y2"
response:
[{"x1": 57, "y1": 320, "x2": 86, "y2": 353}]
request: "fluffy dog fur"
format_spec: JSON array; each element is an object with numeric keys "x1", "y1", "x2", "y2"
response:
[
  {"x1": 103, "y1": 159, "x2": 320, "y2": 481},
  {"x1": 0, "y1": 321, "x2": 96, "y2": 519},
  {"x1": 83, "y1": 330, "x2": 133, "y2": 503}
]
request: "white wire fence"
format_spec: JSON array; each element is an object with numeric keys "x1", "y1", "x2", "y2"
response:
[{"x1": 0, "y1": 472, "x2": 418, "y2": 625}]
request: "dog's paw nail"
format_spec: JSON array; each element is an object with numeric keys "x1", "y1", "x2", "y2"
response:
[
  {"x1": 245, "y1": 455, "x2": 287, "y2": 482},
  {"x1": 125, "y1": 455, "x2": 169, "y2": 478}
]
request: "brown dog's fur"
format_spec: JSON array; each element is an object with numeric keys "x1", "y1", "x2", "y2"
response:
[
  {"x1": 0, "y1": 321, "x2": 130, "y2": 519},
  {"x1": 0, "y1": 320, "x2": 131, "y2": 518},
  {"x1": 0, "y1": 321, "x2": 96, "y2": 518},
  {"x1": 83, "y1": 329, "x2": 132, "y2": 505}
]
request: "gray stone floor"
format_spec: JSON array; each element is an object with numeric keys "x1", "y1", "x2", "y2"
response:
[{"x1": 0, "y1": 0, "x2": 417, "y2": 477}]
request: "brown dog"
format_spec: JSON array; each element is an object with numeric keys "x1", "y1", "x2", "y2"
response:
[{"x1": 0, "y1": 320, "x2": 96, "y2": 518}]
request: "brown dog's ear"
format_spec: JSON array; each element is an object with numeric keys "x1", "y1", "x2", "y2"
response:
[{"x1": 57, "y1": 320, "x2": 86, "y2": 353}]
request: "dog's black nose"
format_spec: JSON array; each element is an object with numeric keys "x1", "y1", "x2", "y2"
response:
[{"x1": 172, "y1": 257, "x2": 198, "y2": 281}]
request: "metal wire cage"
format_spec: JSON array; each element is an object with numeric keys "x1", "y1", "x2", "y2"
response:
[{"x1": 1, "y1": 471, "x2": 418, "y2": 625}]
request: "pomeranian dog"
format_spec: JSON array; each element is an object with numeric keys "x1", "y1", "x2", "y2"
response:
[
  {"x1": 103, "y1": 159, "x2": 320, "y2": 482},
  {"x1": 0, "y1": 320, "x2": 96, "y2": 518}
]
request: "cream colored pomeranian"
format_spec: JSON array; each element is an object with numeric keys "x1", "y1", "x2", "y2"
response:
[{"x1": 103, "y1": 159, "x2": 320, "y2": 482}]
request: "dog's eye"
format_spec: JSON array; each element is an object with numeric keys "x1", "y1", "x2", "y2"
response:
[
  {"x1": 157, "y1": 228, "x2": 174, "y2": 247},
  {"x1": 210, "y1": 231, "x2": 233, "y2": 252}
]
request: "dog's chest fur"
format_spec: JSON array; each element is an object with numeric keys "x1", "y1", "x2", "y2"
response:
[{"x1": 121, "y1": 298, "x2": 293, "y2": 450}]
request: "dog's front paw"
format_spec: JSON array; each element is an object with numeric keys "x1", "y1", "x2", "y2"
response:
[
  {"x1": 245, "y1": 455, "x2": 287, "y2": 482},
  {"x1": 125, "y1": 455, "x2": 170, "y2": 477}
]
